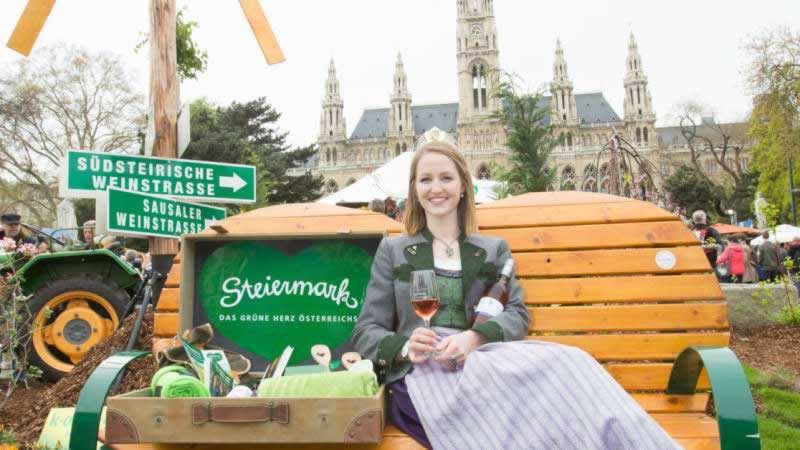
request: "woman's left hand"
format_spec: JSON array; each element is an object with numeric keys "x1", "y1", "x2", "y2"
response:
[{"x1": 433, "y1": 330, "x2": 485, "y2": 367}]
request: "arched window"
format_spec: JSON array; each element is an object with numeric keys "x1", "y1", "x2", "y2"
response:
[
  {"x1": 566, "y1": 135, "x2": 573, "y2": 148},
  {"x1": 402, "y1": 143, "x2": 407, "y2": 152},
  {"x1": 477, "y1": 164, "x2": 491, "y2": 180},
  {"x1": 395, "y1": 143, "x2": 401, "y2": 156},
  {"x1": 636, "y1": 128, "x2": 642, "y2": 143},
  {"x1": 333, "y1": 149, "x2": 337, "y2": 164},
  {"x1": 643, "y1": 127, "x2": 649, "y2": 143},
  {"x1": 599, "y1": 178, "x2": 610, "y2": 193},
  {"x1": 582, "y1": 177, "x2": 596, "y2": 192},
  {"x1": 325, "y1": 149, "x2": 331, "y2": 164},
  {"x1": 472, "y1": 64, "x2": 488, "y2": 110},
  {"x1": 561, "y1": 166, "x2": 576, "y2": 190},
  {"x1": 637, "y1": 86, "x2": 641, "y2": 104}
]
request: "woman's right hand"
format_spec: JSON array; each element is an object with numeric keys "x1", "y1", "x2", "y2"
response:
[{"x1": 407, "y1": 327, "x2": 439, "y2": 363}]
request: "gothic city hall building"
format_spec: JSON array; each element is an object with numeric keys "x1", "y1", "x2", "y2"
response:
[{"x1": 305, "y1": 0, "x2": 669, "y2": 195}]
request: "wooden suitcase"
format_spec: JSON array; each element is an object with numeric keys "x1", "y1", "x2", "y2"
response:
[{"x1": 105, "y1": 386, "x2": 385, "y2": 444}]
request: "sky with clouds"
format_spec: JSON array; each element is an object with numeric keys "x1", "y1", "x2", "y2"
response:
[{"x1": 2, "y1": 0, "x2": 798, "y2": 149}]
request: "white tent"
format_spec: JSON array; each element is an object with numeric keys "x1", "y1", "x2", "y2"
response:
[
  {"x1": 749, "y1": 224, "x2": 800, "y2": 245},
  {"x1": 318, "y1": 151, "x2": 500, "y2": 205}
]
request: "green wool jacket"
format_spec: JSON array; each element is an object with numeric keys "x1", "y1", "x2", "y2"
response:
[{"x1": 351, "y1": 229, "x2": 530, "y2": 384}]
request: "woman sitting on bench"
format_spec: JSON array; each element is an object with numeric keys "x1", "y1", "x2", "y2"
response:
[{"x1": 351, "y1": 136, "x2": 680, "y2": 450}]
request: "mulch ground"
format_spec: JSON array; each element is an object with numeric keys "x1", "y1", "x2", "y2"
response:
[
  {"x1": 0, "y1": 308, "x2": 156, "y2": 446},
  {"x1": 730, "y1": 324, "x2": 800, "y2": 377},
  {"x1": 0, "y1": 320, "x2": 798, "y2": 446}
]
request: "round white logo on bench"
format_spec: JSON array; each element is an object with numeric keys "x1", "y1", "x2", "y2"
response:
[{"x1": 655, "y1": 250, "x2": 676, "y2": 270}]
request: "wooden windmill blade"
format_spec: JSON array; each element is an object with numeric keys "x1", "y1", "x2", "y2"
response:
[
  {"x1": 7, "y1": 0, "x2": 56, "y2": 56},
  {"x1": 239, "y1": 0, "x2": 286, "y2": 65}
]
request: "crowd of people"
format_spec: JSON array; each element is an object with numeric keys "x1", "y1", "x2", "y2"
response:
[
  {"x1": 369, "y1": 196, "x2": 406, "y2": 222},
  {"x1": 690, "y1": 209, "x2": 800, "y2": 284},
  {"x1": 0, "y1": 212, "x2": 147, "y2": 269}
]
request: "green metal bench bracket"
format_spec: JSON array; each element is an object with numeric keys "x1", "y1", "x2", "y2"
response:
[
  {"x1": 667, "y1": 346, "x2": 760, "y2": 450},
  {"x1": 69, "y1": 350, "x2": 150, "y2": 450}
]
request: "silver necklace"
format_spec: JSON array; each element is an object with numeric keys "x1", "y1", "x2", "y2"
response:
[{"x1": 434, "y1": 236, "x2": 458, "y2": 257}]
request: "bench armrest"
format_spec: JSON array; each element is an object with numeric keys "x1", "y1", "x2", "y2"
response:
[
  {"x1": 666, "y1": 346, "x2": 760, "y2": 450},
  {"x1": 70, "y1": 351, "x2": 150, "y2": 450}
]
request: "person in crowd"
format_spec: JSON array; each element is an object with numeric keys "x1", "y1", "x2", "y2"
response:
[
  {"x1": 351, "y1": 140, "x2": 679, "y2": 449},
  {"x1": 82, "y1": 220, "x2": 97, "y2": 246},
  {"x1": 394, "y1": 198, "x2": 406, "y2": 222},
  {"x1": 384, "y1": 197, "x2": 398, "y2": 219},
  {"x1": 778, "y1": 242, "x2": 790, "y2": 276},
  {"x1": 692, "y1": 210, "x2": 721, "y2": 269},
  {"x1": 0, "y1": 213, "x2": 36, "y2": 248},
  {"x1": 368, "y1": 198, "x2": 385, "y2": 214},
  {"x1": 717, "y1": 235, "x2": 746, "y2": 282},
  {"x1": 788, "y1": 237, "x2": 800, "y2": 271},
  {"x1": 740, "y1": 235, "x2": 759, "y2": 283},
  {"x1": 757, "y1": 230, "x2": 781, "y2": 281}
]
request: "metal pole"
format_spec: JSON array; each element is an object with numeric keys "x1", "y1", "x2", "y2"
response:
[{"x1": 789, "y1": 157, "x2": 797, "y2": 225}]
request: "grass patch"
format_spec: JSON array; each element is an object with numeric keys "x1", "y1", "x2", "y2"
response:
[
  {"x1": 757, "y1": 417, "x2": 800, "y2": 450},
  {"x1": 743, "y1": 364, "x2": 800, "y2": 449}
]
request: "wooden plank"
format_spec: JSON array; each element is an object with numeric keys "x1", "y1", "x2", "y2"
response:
[
  {"x1": 528, "y1": 333, "x2": 730, "y2": 361},
  {"x1": 674, "y1": 437, "x2": 721, "y2": 450},
  {"x1": 631, "y1": 393, "x2": 709, "y2": 413},
  {"x1": 654, "y1": 413, "x2": 719, "y2": 438},
  {"x1": 607, "y1": 363, "x2": 710, "y2": 391},
  {"x1": 164, "y1": 263, "x2": 181, "y2": 288},
  {"x1": 531, "y1": 303, "x2": 729, "y2": 332},
  {"x1": 6, "y1": 0, "x2": 55, "y2": 56},
  {"x1": 481, "y1": 221, "x2": 697, "y2": 252},
  {"x1": 522, "y1": 274, "x2": 724, "y2": 305},
  {"x1": 478, "y1": 191, "x2": 630, "y2": 208},
  {"x1": 515, "y1": 246, "x2": 712, "y2": 277},
  {"x1": 155, "y1": 287, "x2": 179, "y2": 311},
  {"x1": 477, "y1": 200, "x2": 677, "y2": 227},
  {"x1": 154, "y1": 312, "x2": 179, "y2": 337},
  {"x1": 197, "y1": 215, "x2": 402, "y2": 236},
  {"x1": 239, "y1": 0, "x2": 286, "y2": 64}
]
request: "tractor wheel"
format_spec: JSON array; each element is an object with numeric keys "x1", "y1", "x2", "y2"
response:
[{"x1": 26, "y1": 274, "x2": 129, "y2": 381}]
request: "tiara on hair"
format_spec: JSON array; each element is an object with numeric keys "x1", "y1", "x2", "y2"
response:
[{"x1": 415, "y1": 126, "x2": 458, "y2": 151}]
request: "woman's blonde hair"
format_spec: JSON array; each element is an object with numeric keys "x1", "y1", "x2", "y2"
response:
[{"x1": 403, "y1": 142, "x2": 477, "y2": 236}]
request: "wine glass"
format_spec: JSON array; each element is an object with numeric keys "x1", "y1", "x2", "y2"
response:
[{"x1": 410, "y1": 270, "x2": 440, "y2": 328}]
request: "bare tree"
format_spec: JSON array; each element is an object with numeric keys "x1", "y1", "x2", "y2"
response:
[
  {"x1": 675, "y1": 102, "x2": 751, "y2": 186},
  {"x1": 0, "y1": 43, "x2": 144, "y2": 224}
]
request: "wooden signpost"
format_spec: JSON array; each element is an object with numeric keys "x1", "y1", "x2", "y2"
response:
[{"x1": 7, "y1": 0, "x2": 285, "y2": 257}]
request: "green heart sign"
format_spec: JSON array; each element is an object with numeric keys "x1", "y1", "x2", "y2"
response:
[{"x1": 198, "y1": 240, "x2": 373, "y2": 365}]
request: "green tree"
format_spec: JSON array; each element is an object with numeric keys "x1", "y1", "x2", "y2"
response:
[
  {"x1": 747, "y1": 27, "x2": 800, "y2": 220},
  {"x1": 664, "y1": 165, "x2": 719, "y2": 219},
  {"x1": 492, "y1": 79, "x2": 558, "y2": 193},
  {"x1": 183, "y1": 97, "x2": 323, "y2": 209}
]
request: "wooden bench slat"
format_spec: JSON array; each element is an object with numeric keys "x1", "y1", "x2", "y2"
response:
[
  {"x1": 674, "y1": 437, "x2": 721, "y2": 450},
  {"x1": 154, "y1": 312, "x2": 179, "y2": 337},
  {"x1": 530, "y1": 303, "x2": 729, "y2": 332},
  {"x1": 522, "y1": 274, "x2": 724, "y2": 304},
  {"x1": 197, "y1": 215, "x2": 402, "y2": 236},
  {"x1": 528, "y1": 333, "x2": 730, "y2": 361},
  {"x1": 514, "y1": 247, "x2": 712, "y2": 277},
  {"x1": 477, "y1": 200, "x2": 677, "y2": 227},
  {"x1": 155, "y1": 288, "x2": 180, "y2": 311},
  {"x1": 631, "y1": 393, "x2": 709, "y2": 413},
  {"x1": 607, "y1": 363, "x2": 710, "y2": 391},
  {"x1": 164, "y1": 263, "x2": 181, "y2": 288},
  {"x1": 655, "y1": 413, "x2": 719, "y2": 438},
  {"x1": 482, "y1": 221, "x2": 697, "y2": 252}
]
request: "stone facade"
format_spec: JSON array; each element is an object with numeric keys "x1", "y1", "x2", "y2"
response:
[{"x1": 297, "y1": 0, "x2": 746, "y2": 198}]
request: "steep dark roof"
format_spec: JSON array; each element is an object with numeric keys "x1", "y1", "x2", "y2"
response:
[
  {"x1": 350, "y1": 103, "x2": 458, "y2": 139},
  {"x1": 350, "y1": 93, "x2": 620, "y2": 139}
]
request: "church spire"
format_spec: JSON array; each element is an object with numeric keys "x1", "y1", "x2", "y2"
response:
[
  {"x1": 550, "y1": 39, "x2": 577, "y2": 125},
  {"x1": 623, "y1": 32, "x2": 656, "y2": 145},
  {"x1": 319, "y1": 59, "x2": 346, "y2": 143},
  {"x1": 388, "y1": 52, "x2": 413, "y2": 140}
]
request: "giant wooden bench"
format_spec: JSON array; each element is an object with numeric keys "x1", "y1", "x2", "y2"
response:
[{"x1": 90, "y1": 192, "x2": 758, "y2": 450}]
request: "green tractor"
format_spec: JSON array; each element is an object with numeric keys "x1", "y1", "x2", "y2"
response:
[{"x1": 2, "y1": 226, "x2": 145, "y2": 381}]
